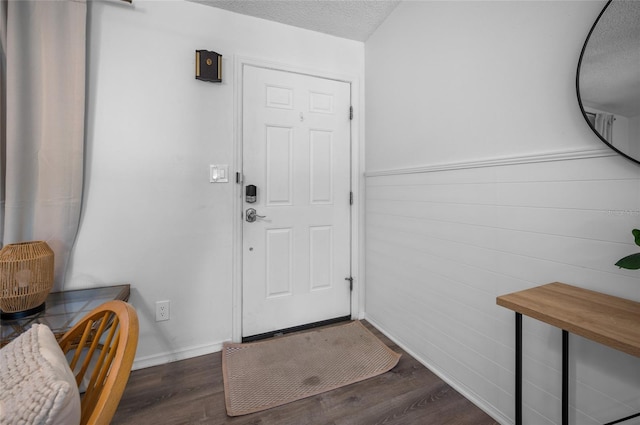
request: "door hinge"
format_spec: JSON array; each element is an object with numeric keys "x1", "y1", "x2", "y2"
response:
[
  {"x1": 345, "y1": 276, "x2": 353, "y2": 291},
  {"x1": 349, "y1": 191, "x2": 353, "y2": 205},
  {"x1": 349, "y1": 106, "x2": 353, "y2": 120}
]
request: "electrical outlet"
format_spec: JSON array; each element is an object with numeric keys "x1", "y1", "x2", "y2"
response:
[{"x1": 155, "y1": 300, "x2": 170, "y2": 322}]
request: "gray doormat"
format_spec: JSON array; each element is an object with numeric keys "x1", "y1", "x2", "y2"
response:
[{"x1": 222, "y1": 320, "x2": 401, "y2": 416}]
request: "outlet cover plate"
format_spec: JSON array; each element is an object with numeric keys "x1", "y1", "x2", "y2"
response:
[{"x1": 155, "y1": 300, "x2": 170, "y2": 322}]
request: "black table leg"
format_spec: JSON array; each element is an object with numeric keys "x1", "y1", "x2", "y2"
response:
[
  {"x1": 516, "y1": 312, "x2": 522, "y2": 425},
  {"x1": 605, "y1": 412, "x2": 640, "y2": 425},
  {"x1": 563, "y1": 330, "x2": 569, "y2": 425}
]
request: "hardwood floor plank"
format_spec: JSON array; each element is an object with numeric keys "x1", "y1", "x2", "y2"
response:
[{"x1": 112, "y1": 321, "x2": 499, "y2": 425}]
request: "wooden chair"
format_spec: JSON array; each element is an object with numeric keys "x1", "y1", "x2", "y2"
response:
[{"x1": 57, "y1": 300, "x2": 139, "y2": 425}]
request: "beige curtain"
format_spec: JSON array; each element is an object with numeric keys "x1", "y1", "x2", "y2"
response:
[{"x1": 0, "y1": 0, "x2": 86, "y2": 291}]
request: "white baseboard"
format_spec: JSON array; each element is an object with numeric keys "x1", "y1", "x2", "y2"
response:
[
  {"x1": 132, "y1": 341, "x2": 224, "y2": 370},
  {"x1": 365, "y1": 315, "x2": 512, "y2": 425}
]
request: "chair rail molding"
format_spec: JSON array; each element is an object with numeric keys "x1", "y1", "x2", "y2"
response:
[{"x1": 365, "y1": 147, "x2": 615, "y2": 177}]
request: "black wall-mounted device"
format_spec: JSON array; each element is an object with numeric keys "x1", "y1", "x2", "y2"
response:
[
  {"x1": 195, "y1": 50, "x2": 222, "y2": 83},
  {"x1": 245, "y1": 185, "x2": 257, "y2": 203}
]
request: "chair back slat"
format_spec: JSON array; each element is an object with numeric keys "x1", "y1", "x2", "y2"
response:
[
  {"x1": 85, "y1": 315, "x2": 119, "y2": 392},
  {"x1": 75, "y1": 313, "x2": 111, "y2": 386},
  {"x1": 58, "y1": 300, "x2": 139, "y2": 425},
  {"x1": 66, "y1": 319, "x2": 95, "y2": 376}
]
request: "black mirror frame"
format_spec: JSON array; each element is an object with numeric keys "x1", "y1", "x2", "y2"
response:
[{"x1": 576, "y1": 0, "x2": 640, "y2": 166}]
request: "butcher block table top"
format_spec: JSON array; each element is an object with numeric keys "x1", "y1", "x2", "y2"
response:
[{"x1": 497, "y1": 282, "x2": 640, "y2": 358}]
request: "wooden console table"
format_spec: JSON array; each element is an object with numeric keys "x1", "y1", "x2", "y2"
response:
[
  {"x1": 0, "y1": 284, "x2": 130, "y2": 347},
  {"x1": 497, "y1": 282, "x2": 640, "y2": 425}
]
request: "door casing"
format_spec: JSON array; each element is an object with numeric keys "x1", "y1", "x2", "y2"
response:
[{"x1": 231, "y1": 56, "x2": 364, "y2": 342}]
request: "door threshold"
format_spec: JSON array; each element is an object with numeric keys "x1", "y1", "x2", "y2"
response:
[{"x1": 242, "y1": 315, "x2": 351, "y2": 343}]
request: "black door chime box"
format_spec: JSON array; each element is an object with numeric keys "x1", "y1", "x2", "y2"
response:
[{"x1": 195, "y1": 50, "x2": 222, "y2": 83}]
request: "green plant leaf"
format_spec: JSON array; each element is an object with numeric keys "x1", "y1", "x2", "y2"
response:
[
  {"x1": 633, "y1": 229, "x2": 640, "y2": 247},
  {"x1": 615, "y1": 252, "x2": 640, "y2": 269}
]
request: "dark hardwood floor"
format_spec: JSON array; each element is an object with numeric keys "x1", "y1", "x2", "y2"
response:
[{"x1": 112, "y1": 321, "x2": 500, "y2": 425}]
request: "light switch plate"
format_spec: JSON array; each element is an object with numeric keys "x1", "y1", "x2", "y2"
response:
[{"x1": 210, "y1": 164, "x2": 229, "y2": 183}]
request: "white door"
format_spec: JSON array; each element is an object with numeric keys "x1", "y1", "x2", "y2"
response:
[{"x1": 242, "y1": 65, "x2": 352, "y2": 338}]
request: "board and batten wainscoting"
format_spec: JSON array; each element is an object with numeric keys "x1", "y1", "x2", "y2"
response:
[{"x1": 364, "y1": 147, "x2": 640, "y2": 425}]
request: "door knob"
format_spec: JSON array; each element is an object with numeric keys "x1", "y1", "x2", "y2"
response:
[{"x1": 246, "y1": 208, "x2": 266, "y2": 222}]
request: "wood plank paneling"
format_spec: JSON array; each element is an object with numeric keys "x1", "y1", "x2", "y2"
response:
[{"x1": 365, "y1": 154, "x2": 640, "y2": 425}]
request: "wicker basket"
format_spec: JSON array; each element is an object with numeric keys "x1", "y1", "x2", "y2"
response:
[{"x1": 0, "y1": 241, "x2": 54, "y2": 315}]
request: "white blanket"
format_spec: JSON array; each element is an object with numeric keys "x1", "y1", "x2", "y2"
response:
[{"x1": 0, "y1": 324, "x2": 80, "y2": 425}]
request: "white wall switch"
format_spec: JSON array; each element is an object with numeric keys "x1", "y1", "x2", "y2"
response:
[{"x1": 210, "y1": 164, "x2": 229, "y2": 183}]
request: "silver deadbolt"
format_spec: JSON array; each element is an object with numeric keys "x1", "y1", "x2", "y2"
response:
[{"x1": 246, "y1": 208, "x2": 266, "y2": 222}]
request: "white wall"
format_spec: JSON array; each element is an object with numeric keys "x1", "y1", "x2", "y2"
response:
[
  {"x1": 67, "y1": 0, "x2": 363, "y2": 368},
  {"x1": 365, "y1": 2, "x2": 640, "y2": 425}
]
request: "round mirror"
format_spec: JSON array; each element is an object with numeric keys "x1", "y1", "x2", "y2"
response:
[{"x1": 577, "y1": 0, "x2": 640, "y2": 164}]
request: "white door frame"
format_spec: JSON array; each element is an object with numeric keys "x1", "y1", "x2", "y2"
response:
[{"x1": 231, "y1": 55, "x2": 364, "y2": 342}]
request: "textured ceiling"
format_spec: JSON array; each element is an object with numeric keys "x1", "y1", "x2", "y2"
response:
[
  {"x1": 579, "y1": 0, "x2": 640, "y2": 118},
  {"x1": 192, "y1": 0, "x2": 638, "y2": 120},
  {"x1": 189, "y1": 0, "x2": 400, "y2": 41}
]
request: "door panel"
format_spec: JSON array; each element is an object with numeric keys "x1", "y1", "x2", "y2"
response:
[
  {"x1": 265, "y1": 126, "x2": 293, "y2": 205},
  {"x1": 242, "y1": 65, "x2": 351, "y2": 338}
]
